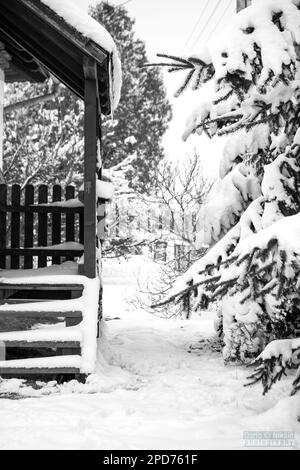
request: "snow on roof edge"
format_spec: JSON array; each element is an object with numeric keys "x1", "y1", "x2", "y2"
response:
[{"x1": 40, "y1": 0, "x2": 122, "y2": 110}]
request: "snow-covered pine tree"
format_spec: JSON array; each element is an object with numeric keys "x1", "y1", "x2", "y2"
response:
[{"x1": 150, "y1": 0, "x2": 300, "y2": 394}]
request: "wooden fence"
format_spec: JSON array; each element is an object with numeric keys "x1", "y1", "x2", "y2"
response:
[
  {"x1": 0, "y1": 184, "x2": 84, "y2": 269},
  {"x1": 106, "y1": 200, "x2": 198, "y2": 241}
]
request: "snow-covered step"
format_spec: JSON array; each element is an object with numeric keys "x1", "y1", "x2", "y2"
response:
[
  {"x1": 0, "y1": 355, "x2": 82, "y2": 376},
  {"x1": 0, "y1": 274, "x2": 100, "y2": 378},
  {"x1": 0, "y1": 298, "x2": 69, "y2": 305},
  {"x1": 0, "y1": 310, "x2": 82, "y2": 323},
  {"x1": 0, "y1": 283, "x2": 83, "y2": 291},
  {"x1": 0, "y1": 298, "x2": 82, "y2": 313},
  {"x1": 0, "y1": 328, "x2": 82, "y2": 361},
  {"x1": 0, "y1": 326, "x2": 82, "y2": 343},
  {"x1": 3, "y1": 340, "x2": 80, "y2": 349}
]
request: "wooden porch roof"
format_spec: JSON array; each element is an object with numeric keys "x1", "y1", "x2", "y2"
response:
[{"x1": 0, "y1": 0, "x2": 118, "y2": 114}]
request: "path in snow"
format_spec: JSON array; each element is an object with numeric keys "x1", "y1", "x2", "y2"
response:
[{"x1": 0, "y1": 257, "x2": 299, "y2": 450}]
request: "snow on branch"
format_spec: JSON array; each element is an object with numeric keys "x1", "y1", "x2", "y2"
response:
[
  {"x1": 143, "y1": 51, "x2": 214, "y2": 98},
  {"x1": 247, "y1": 338, "x2": 300, "y2": 395},
  {"x1": 154, "y1": 195, "x2": 300, "y2": 310},
  {"x1": 196, "y1": 163, "x2": 261, "y2": 246},
  {"x1": 148, "y1": 0, "x2": 300, "y2": 142}
]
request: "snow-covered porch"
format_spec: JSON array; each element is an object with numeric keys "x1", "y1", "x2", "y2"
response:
[{"x1": 0, "y1": 0, "x2": 121, "y2": 378}]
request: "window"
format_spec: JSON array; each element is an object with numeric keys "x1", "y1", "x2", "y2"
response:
[{"x1": 237, "y1": 0, "x2": 252, "y2": 12}]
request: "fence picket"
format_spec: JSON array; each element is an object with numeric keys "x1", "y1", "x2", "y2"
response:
[
  {"x1": 38, "y1": 185, "x2": 48, "y2": 268},
  {"x1": 24, "y1": 185, "x2": 34, "y2": 269},
  {"x1": 66, "y1": 185, "x2": 75, "y2": 261},
  {"x1": 52, "y1": 185, "x2": 62, "y2": 265},
  {"x1": 11, "y1": 184, "x2": 21, "y2": 269},
  {"x1": 0, "y1": 184, "x2": 7, "y2": 269}
]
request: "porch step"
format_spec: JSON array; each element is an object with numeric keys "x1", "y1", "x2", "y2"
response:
[
  {"x1": 0, "y1": 298, "x2": 82, "y2": 313},
  {"x1": 0, "y1": 327, "x2": 82, "y2": 343},
  {"x1": 0, "y1": 283, "x2": 83, "y2": 291},
  {"x1": 0, "y1": 302, "x2": 82, "y2": 323},
  {"x1": 0, "y1": 355, "x2": 82, "y2": 376},
  {"x1": 0, "y1": 309, "x2": 82, "y2": 320},
  {"x1": 0, "y1": 298, "x2": 70, "y2": 305},
  {"x1": 0, "y1": 296, "x2": 83, "y2": 332},
  {"x1": 0, "y1": 248, "x2": 83, "y2": 258},
  {"x1": 3, "y1": 340, "x2": 80, "y2": 349},
  {"x1": 6, "y1": 288, "x2": 81, "y2": 301},
  {"x1": 0, "y1": 273, "x2": 99, "y2": 378},
  {"x1": 0, "y1": 327, "x2": 81, "y2": 358}
]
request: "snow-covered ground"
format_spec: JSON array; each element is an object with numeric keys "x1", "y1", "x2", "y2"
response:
[{"x1": 0, "y1": 256, "x2": 299, "y2": 450}]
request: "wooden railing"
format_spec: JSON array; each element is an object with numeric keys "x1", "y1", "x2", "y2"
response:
[{"x1": 0, "y1": 184, "x2": 84, "y2": 269}]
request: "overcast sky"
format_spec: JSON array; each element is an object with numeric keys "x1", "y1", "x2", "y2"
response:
[
  {"x1": 73, "y1": 0, "x2": 236, "y2": 60},
  {"x1": 71, "y1": 0, "x2": 237, "y2": 178}
]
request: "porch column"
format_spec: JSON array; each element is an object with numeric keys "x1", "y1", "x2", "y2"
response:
[{"x1": 83, "y1": 57, "x2": 98, "y2": 279}]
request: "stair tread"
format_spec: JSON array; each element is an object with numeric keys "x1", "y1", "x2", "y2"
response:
[
  {"x1": 0, "y1": 299, "x2": 69, "y2": 305},
  {"x1": 0, "y1": 298, "x2": 82, "y2": 313},
  {"x1": 3, "y1": 341, "x2": 80, "y2": 349},
  {"x1": 0, "y1": 327, "x2": 82, "y2": 343},
  {"x1": 0, "y1": 284, "x2": 83, "y2": 291},
  {"x1": 0, "y1": 271, "x2": 86, "y2": 291},
  {"x1": 0, "y1": 264, "x2": 79, "y2": 279},
  {"x1": 0, "y1": 355, "x2": 82, "y2": 369}
]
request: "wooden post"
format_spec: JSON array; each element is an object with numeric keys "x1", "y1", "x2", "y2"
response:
[{"x1": 83, "y1": 57, "x2": 98, "y2": 279}]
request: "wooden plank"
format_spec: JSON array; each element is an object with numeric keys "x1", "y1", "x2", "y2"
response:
[
  {"x1": 79, "y1": 206, "x2": 84, "y2": 245},
  {"x1": 3, "y1": 341, "x2": 80, "y2": 349},
  {"x1": 10, "y1": 184, "x2": 21, "y2": 269},
  {"x1": 0, "y1": 367, "x2": 81, "y2": 375},
  {"x1": 0, "y1": 310, "x2": 82, "y2": 318},
  {"x1": 0, "y1": 298, "x2": 73, "y2": 305},
  {"x1": 0, "y1": 284, "x2": 83, "y2": 291},
  {"x1": 0, "y1": 184, "x2": 7, "y2": 269},
  {"x1": 24, "y1": 185, "x2": 34, "y2": 269},
  {"x1": 66, "y1": 186, "x2": 75, "y2": 261},
  {"x1": 0, "y1": 205, "x2": 84, "y2": 214},
  {"x1": 83, "y1": 68, "x2": 98, "y2": 279},
  {"x1": 52, "y1": 185, "x2": 61, "y2": 265},
  {"x1": 37, "y1": 185, "x2": 48, "y2": 267}
]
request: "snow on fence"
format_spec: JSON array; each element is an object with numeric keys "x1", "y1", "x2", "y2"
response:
[{"x1": 0, "y1": 184, "x2": 84, "y2": 269}]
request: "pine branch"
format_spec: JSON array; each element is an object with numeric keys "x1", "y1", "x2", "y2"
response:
[
  {"x1": 174, "y1": 69, "x2": 195, "y2": 98},
  {"x1": 245, "y1": 356, "x2": 288, "y2": 395},
  {"x1": 157, "y1": 53, "x2": 193, "y2": 66},
  {"x1": 142, "y1": 63, "x2": 189, "y2": 70},
  {"x1": 151, "y1": 274, "x2": 222, "y2": 309}
]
